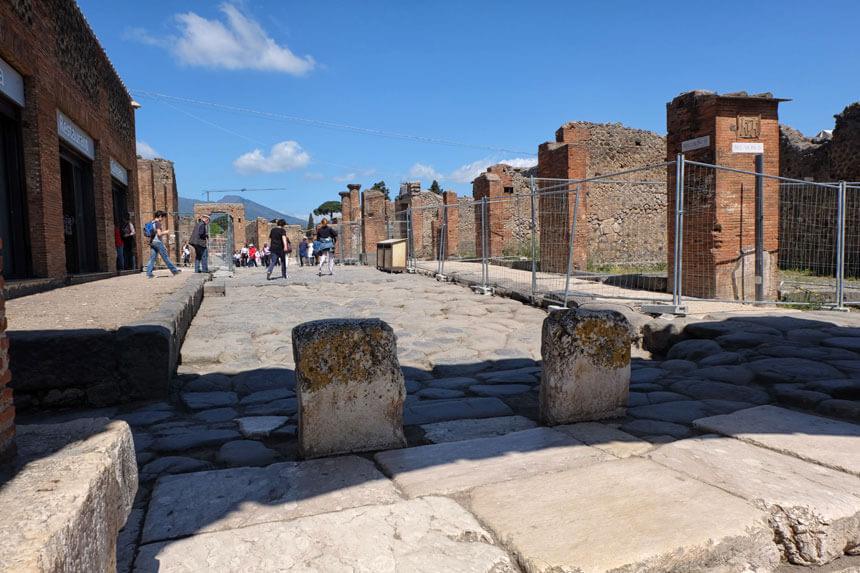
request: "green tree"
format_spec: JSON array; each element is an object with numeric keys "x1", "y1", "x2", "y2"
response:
[
  {"x1": 429, "y1": 180, "x2": 442, "y2": 195},
  {"x1": 307, "y1": 213, "x2": 314, "y2": 230},
  {"x1": 370, "y1": 180, "x2": 390, "y2": 200},
  {"x1": 313, "y1": 200, "x2": 342, "y2": 218}
]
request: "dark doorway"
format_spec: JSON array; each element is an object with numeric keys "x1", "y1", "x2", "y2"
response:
[
  {"x1": 60, "y1": 147, "x2": 97, "y2": 274},
  {"x1": 0, "y1": 97, "x2": 30, "y2": 278}
]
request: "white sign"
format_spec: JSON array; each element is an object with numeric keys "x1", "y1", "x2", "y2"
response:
[
  {"x1": 110, "y1": 157, "x2": 128, "y2": 186},
  {"x1": 732, "y1": 142, "x2": 764, "y2": 154},
  {"x1": 0, "y1": 56, "x2": 25, "y2": 107},
  {"x1": 57, "y1": 110, "x2": 94, "y2": 159},
  {"x1": 681, "y1": 135, "x2": 710, "y2": 152}
]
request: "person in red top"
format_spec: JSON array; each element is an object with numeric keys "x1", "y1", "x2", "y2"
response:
[
  {"x1": 248, "y1": 244, "x2": 257, "y2": 267},
  {"x1": 114, "y1": 225, "x2": 124, "y2": 270}
]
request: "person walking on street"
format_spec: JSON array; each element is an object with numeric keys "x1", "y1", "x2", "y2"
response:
[
  {"x1": 266, "y1": 219, "x2": 290, "y2": 280},
  {"x1": 121, "y1": 214, "x2": 136, "y2": 270},
  {"x1": 316, "y1": 218, "x2": 338, "y2": 276},
  {"x1": 189, "y1": 214, "x2": 210, "y2": 273},
  {"x1": 146, "y1": 210, "x2": 181, "y2": 277},
  {"x1": 298, "y1": 238, "x2": 308, "y2": 266}
]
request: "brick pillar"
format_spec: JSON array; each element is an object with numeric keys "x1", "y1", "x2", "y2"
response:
[
  {"x1": 667, "y1": 91, "x2": 782, "y2": 300},
  {"x1": 537, "y1": 125, "x2": 589, "y2": 273},
  {"x1": 348, "y1": 184, "x2": 362, "y2": 222},
  {"x1": 361, "y1": 189, "x2": 387, "y2": 264},
  {"x1": 443, "y1": 191, "x2": 459, "y2": 257},
  {"x1": 0, "y1": 238, "x2": 17, "y2": 461},
  {"x1": 339, "y1": 191, "x2": 352, "y2": 223}
]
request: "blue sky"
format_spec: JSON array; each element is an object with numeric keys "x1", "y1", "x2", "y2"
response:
[{"x1": 78, "y1": 0, "x2": 859, "y2": 219}]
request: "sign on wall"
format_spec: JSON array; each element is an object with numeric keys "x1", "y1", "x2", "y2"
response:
[
  {"x1": 57, "y1": 110, "x2": 94, "y2": 160},
  {"x1": 681, "y1": 135, "x2": 710, "y2": 152},
  {"x1": 731, "y1": 142, "x2": 764, "y2": 154},
  {"x1": 0, "y1": 56, "x2": 25, "y2": 107},
  {"x1": 110, "y1": 157, "x2": 128, "y2": 186}
]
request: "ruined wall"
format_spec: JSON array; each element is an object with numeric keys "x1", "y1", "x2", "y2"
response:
[
  {"x1": 0, "y1": 240, "x2": 15, "y2": 461},
  {"x1": 194, "y1": 202, "x2": 245, "y2": 255},
  {"x1": 780, "y1": 102, "x2": 860, "y2": 182},
  {"x1": 395, "y1": 190, "x2": 442, "y2": 259}
]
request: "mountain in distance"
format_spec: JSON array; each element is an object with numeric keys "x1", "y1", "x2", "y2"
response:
[{"x1": 178, "y1": 195, "x2": 305, "y2": 226}]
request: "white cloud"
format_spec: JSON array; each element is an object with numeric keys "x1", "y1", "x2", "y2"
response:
[
  {"x1": 303, "y1": 171, "x2": 326, "y2": 181},
  {"x1": 407, "y1": 163, "x2": 443, "y2": 181},
  {"x1": 136, "y1": 141, "x2": 160, "y2": 159},
  {"x1": 333, "y1": 167, "x2": 376, "y2": 182},
  {"x1": 172, "y1": 3, "x2": 314, "y2": 74},
  {"x1": 410, "y1": 157, "x2": 539, "y2": 185},
  {"x1": 234, "y1": 140, "x2": 310, "y2": 174}
]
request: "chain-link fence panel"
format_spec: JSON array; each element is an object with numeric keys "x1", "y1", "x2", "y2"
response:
[
  {"x1": 408, "y1": 204, "x2": 444, "y2": 274},
  {"x1": 335, "y1": 221, "x2": 361, "y2": 265}
]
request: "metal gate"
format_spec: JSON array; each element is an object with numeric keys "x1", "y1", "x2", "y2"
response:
[{"x1": 206, "y1": 212, "x2": 234, "y2": 272}]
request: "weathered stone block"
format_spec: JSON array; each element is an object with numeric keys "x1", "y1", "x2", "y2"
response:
[
  {"x1": 540, "y1": 308, "x2": 631, "y2": 425},
  {"x1": 203, "y1": 281, "x2": 225, "y2": 297},
  {"x1": 292, "y1": 318, "x2": 406, "y2": 458}
]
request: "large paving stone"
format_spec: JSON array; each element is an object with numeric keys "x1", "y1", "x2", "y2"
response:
[
  {"x1": 694, "y1": 364, "x2": 755, "y2": 385},
  {"x1": 693, "y1": 405, "x2": 860, "y2": 477},
  {"x1": 0, "y1": 419, "x2": 138, "y2": 573},
  {"x1": 141, "y1": 455, "x2": 401, "y2": 543},
  {"x1": 192, "y1": 407, "x2": 238, "y2": 423},
  {"x1": 424, "y1": 376, "x2": 479, "y2": 390},
  {"x1": 626, "y1": 400, "x2": 718, "y2": 425},
  {"x1": 183, "y1": 373, "x2": 233, "y2": 392},
  {"x1": 469, "y1": 457, "x2": 780, "y2": 573},
  {"x1": 666, "y1": 338, "x2": 722, "y2": 362},
  {"x1": 420, "y1": 416, "x2": 538, "y2": 444},
  {"x1": 403, "y1": 397, "x2": 513, "y2": 425},
  {"x1": 115, "y1": 410, "x2": 174, "y2": 426},
  {"x1": 620, "y1": 418, "x2": 693, "y2": 439},
  {"x1": 151, "y1": 429, "x2": 240, "y2": 452},
  {"x1": 374, "y1": 427, "x2": 609, "y2": 497},
  {"x1": 238, "y1": 388, "x2": 295, "y2": 405},
  {"x1": 649, "y1": 436, "x2": 860, "y2": 565},
  {"x1": 669, "y1": 380, "x2": 770, "y2": 404},
  {"x1": 216, "y1": 440, "x2": 279, "y2": 466},
  {"x1": 748, "y1": 357, "x2": 844, "y2": 384},
  {"x1": 135, "y1": 497, "x2": 515, "y2": 573},
  {"x1": 553, "y1": 422, "x2": 653, "y2": 458},
  {"x1": 469, "y1": 383, "x2": 532, "y2": 396},
  {"x1": 803, "y1": 378, "x2": 860, "y2": 400},
  {"x1": 822, "y1": 337, "x2": 860, "y2": 352},
  {"x1": 416, "y1": 387, "x2": 465, "y2": 400},
  {"x1": 140, "y1": 456, "x2": 213, "y2": 479},
  {"x1": 180, "y1": 391, "x2": 238, "y2": 410},
  {"x1": 232, "y1": 368, "x2": 296, "y2": 394},
  {"x1": 236, "y1": 416, "x2": 289, "y2": 438}
]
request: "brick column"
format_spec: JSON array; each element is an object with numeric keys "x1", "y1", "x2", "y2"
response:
[
  {"x1": 0, "y1": 238, "x2": 17, "y2": 461},
  {"x1": 537, "y1": 125, "x2": 589, "y2": 273},
  {"x1": 667, "y1": 91, "x2": 783, "y2": 300},
  {"x1": 361, "y1": 189, "x2": 387, "y2": 263}
]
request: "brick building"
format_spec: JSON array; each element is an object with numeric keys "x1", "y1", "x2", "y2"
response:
[
  {"x1": 0, "y1": 0, "x2": 138, "y2": 281},
  {"x1": 666, "y1": 91, "x2": 784, "y2": 300},
  {"x1": 0, "y1": 240, "x2": 14, "y2": 461}
]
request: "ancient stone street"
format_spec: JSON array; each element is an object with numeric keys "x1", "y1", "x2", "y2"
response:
[{"x1": 13, "y1": 265, "x2": 860, "y2": 572}]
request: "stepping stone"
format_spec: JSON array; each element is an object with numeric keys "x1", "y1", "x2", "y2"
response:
[
  {"x1": 621, "y1": 419, "x2": 693, "y2": 439},
  {"x1": 748, "y1": 358, "x2": 844, "y2": 384},
  {"x1": 192, "y1": 407, "x2": 238, "y2": 423},
  {"x1": 141, "y1": 456, "x2": 402, "y2": 543},
  {"x1": 141, "y1": 456, "x2": 213, "y2": 479},
  {"x1": 216, "y1": 440, "x2": 278, "y2": 466},
  {"x1": 469, "y1": 457, "x2": 780, "y2": 573},
  {"x1": 693, "y1": 405, "x2": 860, "y2": 477},
  {"x1": 420, "y1": 416, "x2": 538, "y2": 444},
  {"x1": 236, "y1": 416, "x2": 289, "y2": 438},
  {"x1": 469, "y1": 384, "x2": 532, "y2": 397},
  {"x1": 553, "y1": 422, "x2": 653, "y2": 458},
  {"x1": 416, "y1": 388, "x2": 465, "y2": 400},
  {"x1": 649, "y1": 436, "x2": 860, "y2": 565},
  {"x1": 238, "y1": 388, "x2": 295, "y2": 405},
  {"x1": 666, "y1": 339, "x2": 722, "y2": 362},
  {"x1": 375, "y1": 427, "x2": 609, "y2": 497},
  {"x1": 151, "y1": 429, "x2": 240, "y2": 452},
  {"x1": 424, "y1": 376, "x2": 479, "y2": 390},
  {"x1": 135, "y1": 497, "x2": 514, "y2": 573},
  {"x1": 403, "y1": 397, "x2": 512, "y2": 425},
  {"x1": 180, "y1": 391, "x2": 238, "y2": 410}
]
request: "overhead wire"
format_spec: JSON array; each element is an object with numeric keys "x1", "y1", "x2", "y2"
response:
[{"x1": 130, "y1": 89, "x2": 537, "y2": 157}]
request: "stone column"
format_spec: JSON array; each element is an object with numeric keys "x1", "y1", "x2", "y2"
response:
[
  {"x1": 292, "y1": 318, "x2": 406, "y2": 459},
  {"x1": 0, "y1": 238, "x2": 15, "y2": 461},
  {"x1": 540, "y1": 308, "x2": 631, "y2": 425},
  {"x1": 667, "y1": 91, "x2": 783, "y2": 300}
]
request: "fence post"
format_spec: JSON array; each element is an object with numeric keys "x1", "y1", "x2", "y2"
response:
[
  {"x1": 673, "y1": 154, "x2": 685, "y2": 308},
  {"x1": 836, "y1": 181, "x2": 847, "y2": 309},
  {"x1": 563, "y1": 186, "x2": 580, "y2": 308},
  {"x1": 530, "y1": 175, "x2": 537, "y2": 303},
  {"x1": 481, "y1": 197, "x2": 488, "y2": 291},
  {"x1": 754, "y1": 154, "x2": 765, "y2": 302},
  {"x1": 437, "y1": 205, "x2": 446, "y2": 277}
]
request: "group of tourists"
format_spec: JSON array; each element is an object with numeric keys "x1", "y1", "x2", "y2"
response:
[{"x1": 141, "y1": 213, "x2": 338, "y2": 279}]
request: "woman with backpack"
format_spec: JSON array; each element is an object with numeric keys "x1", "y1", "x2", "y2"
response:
[{"x1": 145, "y1": 210, "x2": 181, "y2": 278}]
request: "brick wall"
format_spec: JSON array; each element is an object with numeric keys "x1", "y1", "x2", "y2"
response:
[
  {"x1": 137, "y1": 159, "x2": 180, "y2": 263},
  {"x1": 666, "y1": 91, "x2": 781, "y2": 300},
  {"x1": 395, "y1": 189, "x2": 442, "y2": 259},
  {"x1": 0, "y1": 0, "x2": 138, "y2": 279},
  {"x1": 361, "y1": 189, "x2": 390, "y2": 257},
  {"x1": 0, "y1": 238, "x2": 16, "y2": 461}
]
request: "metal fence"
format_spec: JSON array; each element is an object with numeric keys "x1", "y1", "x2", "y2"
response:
[
  {"x1": 403, "y1": 157, "x2": 858, "y2": 311},
  {"x1": 336, "y1": 221, "x2": 361, "y2": 265}
]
